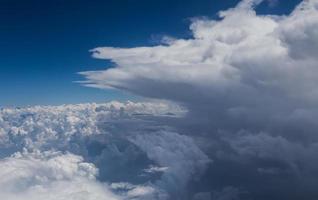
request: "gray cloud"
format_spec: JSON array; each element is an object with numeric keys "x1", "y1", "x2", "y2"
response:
[
  {"x1": 0, "y1": 101, "x2": 209, "y2": 199},
  {"x1": 77, "y1": 0, "x2": 318, "y2": 199}
]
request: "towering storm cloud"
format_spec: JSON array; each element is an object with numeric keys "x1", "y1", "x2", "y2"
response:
[
  {"x1": 1, "y1": 0, "x2": 318, "y2": 199},
  {"x1": 78, "y1": 0, "x2": 318, "y2": 199}
]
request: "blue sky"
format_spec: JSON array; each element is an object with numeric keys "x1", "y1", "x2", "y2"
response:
[{"x1": 0, "y1": 0, "x2": 301, "y2": 106}]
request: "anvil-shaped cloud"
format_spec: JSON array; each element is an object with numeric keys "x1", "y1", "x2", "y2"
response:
[{"x1": 78, "y1": 0, "x2": 318, "y2": 199}]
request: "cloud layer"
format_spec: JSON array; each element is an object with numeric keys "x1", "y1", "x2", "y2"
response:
[
  {"x1": 0, "y1": 101, "x2": 209, "y2": 199},
  {"x1": 0, "y1": 150, "x2": 119, "y2": 200},
  {"x1": 78, "y1": 0, "x2": 318, "y2": 199}
]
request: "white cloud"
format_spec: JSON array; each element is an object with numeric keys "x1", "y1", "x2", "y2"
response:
[
  {"x1": 130, "y1": 131, "x2": 211, "y2": 196},
  {"x1": 143, "y1": 165, "x2": 169, "y2": 174},
  {"x1": 0, "y1": 101, "x2": 208, "y2": 199},
  {"x1": 77, "y1": 0, "x2": 318, "y2": 199},
  {"x1": 80, "y1": 0, "x2": 318, "y2": 121},
  {"x1": 0, "y1": 150, "x2": 119, "y2": 200}
]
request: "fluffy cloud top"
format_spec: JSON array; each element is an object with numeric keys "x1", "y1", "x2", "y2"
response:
[
  {"x1": 80, "y1": 0, "x2": 318, "y2": 123},
  {"x1": 0, "y1": 101, "x2": 208, "y2": 200},
  {"x1": 78, "y1": 0, "x2": 318, "y2": 199},
  {"x1": 0, "y1": 150, "x2": 119, "y2": 200}
]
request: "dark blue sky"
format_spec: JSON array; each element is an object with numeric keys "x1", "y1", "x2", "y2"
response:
[{"x1": 0, "y1": 0, "x2": 301, "y2": 106}]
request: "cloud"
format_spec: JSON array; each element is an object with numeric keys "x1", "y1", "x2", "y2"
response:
[
  {"x1": 0, "y1": 150, "x2": 119, "y2": 200},
  {"x1": 0, "y1": 101, "x2": 209, "y2": 199},
  {"x1": 130, "y1": 131, "x2": 211, "y2": 198},
  {"x1": 143, "y1": 165, "x2": 169, "y2": 174},
  {"x1": 80, "y1": 0, "x2": 318, "y2": 123},
  {"x1": 77, "y1": 0, "x2": 318, "y2": 199},
  {"x1": 192, "y1": 186, "x2": 243, "y2": 200}
]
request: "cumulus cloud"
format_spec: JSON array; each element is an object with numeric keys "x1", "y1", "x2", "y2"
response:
[
  {"x1": 0, "y1": 150, "x2": 119, "y2": 200},
  {"x1": 130, "y1": 131, "x2": 210, "y2": 199},
  {"x1": 80, "y1": 0, "x2": 318, "y2": 126},
  {"x1": 78, "y1": 0, "x2": 318, "y2": 199},
  {"x1": 0, "y1": 101, "x2": 208, "y2": 199}
]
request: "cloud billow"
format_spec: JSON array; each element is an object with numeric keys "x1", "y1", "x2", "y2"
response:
[
  {"x1": 78, "y1": 0, "x2": 318, "y2": 199},
  {"x1": 0, "y1": 101, "x2": 210, "y2": 199}
]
